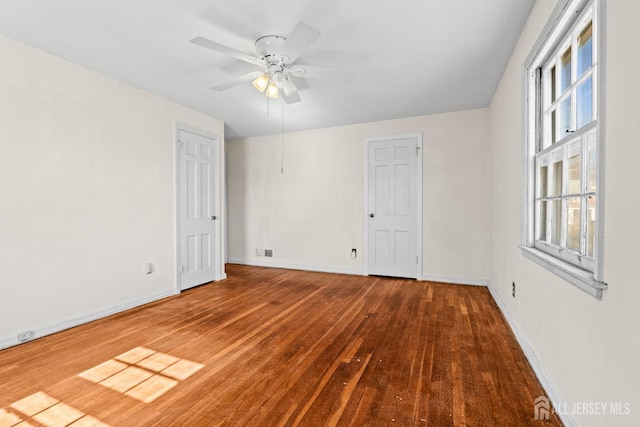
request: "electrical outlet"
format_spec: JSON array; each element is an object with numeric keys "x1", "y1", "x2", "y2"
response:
[
  {"x1": 17, "y1": 330, "x2": 34, "y2": 342},
  {"x1": 256, "y1": 248, "x2": 265, "y2": 257},
  {"x1": 512, "y1": 282, "x2": 516, "y2": 298},
  {"x1": 351, "y1": 248, "x2": 357, "y2": 259}
]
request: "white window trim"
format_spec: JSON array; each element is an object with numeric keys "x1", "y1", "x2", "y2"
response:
[{"x1": 521, "y1": 0, "x2": 607, "y2": 299}]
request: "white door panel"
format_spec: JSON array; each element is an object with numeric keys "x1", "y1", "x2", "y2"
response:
[
  {"x1": 178, "y1": 129, "x2": 217, "y2": 290},
  {"x1": 367, "y1": 135, "x2": 421, "y2": 279}
]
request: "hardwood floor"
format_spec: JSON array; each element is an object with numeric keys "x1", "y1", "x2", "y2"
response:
[{"x1": 0, "y1": 265, "x2": 561, "y2": 426}]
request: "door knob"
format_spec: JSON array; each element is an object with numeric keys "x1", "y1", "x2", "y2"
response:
[
  {"x1": 369, "y1": 213, "x2": 374, "y2": 218},
  {"x1": 211, "y1": 216, "x2": 217, "y2": 220}
]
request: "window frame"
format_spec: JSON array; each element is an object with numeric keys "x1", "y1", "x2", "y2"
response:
[{"x1": 521, "y1": 0, "x2": 607, "y2": 299}]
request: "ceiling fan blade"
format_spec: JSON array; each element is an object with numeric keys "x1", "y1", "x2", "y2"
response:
[
  {"x1": 289, "y1": 65, "x2": 355, "y2": 82},
  {"x1": 190, "y1": 37, "x2": 263, "y2": 66},
  {"x1": 279, "y1": 22, "x2": 321, "y2": 63},
  {"x1": 211, "y1": 71, "x2": 263, "y2": 91},
  {"x1": 283, "y1": 92, "x2": 302, "y2": 105}
]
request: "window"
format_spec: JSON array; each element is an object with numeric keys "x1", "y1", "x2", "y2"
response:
[{"x1": 522, "y1": 0, "x2": 606, "y2": 299}]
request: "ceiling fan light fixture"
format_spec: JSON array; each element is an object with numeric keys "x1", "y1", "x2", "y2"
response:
[
  {"x1": 266, "y1": 82, "x2": 279, "y2": 98},
  {"x1": 271, "y1": 71, "x2": 285, "y2": 86},
  {"x1": 281, "y1": 77, "x2": 297, "y2": 97},
  {"x1": 252, "y1": 74, "x2": 270, "y2": 92}
]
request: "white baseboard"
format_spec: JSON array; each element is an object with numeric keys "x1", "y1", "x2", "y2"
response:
[
  {"x1": 487, "y1": 285, "x2": 578, "y2": 427},
  {"x1": 421, "y1": 274, "x2": 489, "y2": 287},
  {"x1": 227, "y1": 258, "x2": 365, "y2": 277},
  {"x1": 227, "y1": 260, "x2": 491, "y2": 287},
  {"x1": 0, "y1": 289, "x2": 178, "y2": 351}
]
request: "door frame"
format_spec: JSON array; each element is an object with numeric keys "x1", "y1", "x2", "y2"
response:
[
  {"x1": 363, "y1": 132, "x2": 423, "y2": 279},
  {"x1": 175, "y1": 124, "x2": 224, "y2": 292}
]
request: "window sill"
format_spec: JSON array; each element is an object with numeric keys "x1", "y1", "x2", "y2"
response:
[{"x1": 519, "y1": 246, "x2": 607, "y2": 299}]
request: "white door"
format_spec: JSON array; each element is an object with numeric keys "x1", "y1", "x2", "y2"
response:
[
  {"x1": 178, "y1": 129, "x2": 218, "y2": 290},
  {"x1": 366, "y1": 134, "x2": 421, "y2": 279}
]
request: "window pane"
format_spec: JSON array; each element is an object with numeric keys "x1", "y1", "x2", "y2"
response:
[
  {"x1": 527, "y1": 4, "x2": 600, "y2": 273},
  {"x1": 551, "y1": 200, "x2": 562, "y2": 245},
  {"x1": 577, "y1": 76, "x2": 593, "y2": 129},
  {"x1": 537, "y1": 201, "x2": 548, "y2": 241},
  {"x1": 587, "y1": 196, "x2": 596, "y2": 257},
  {"x1": 539, "y1": 165, "x2": 548, "y2": 197},
  {"x1": 560, "y1": 47, "x2": 572, "y2": 93},
  {"x1": 588, "y1": 144, "x2": 597, "y2": 192},
  {"x1": 552, "y1": 160, "x2": 563, "y2": 197},
  {"x1": 567, "y1": 198, "x2": 581, "y2": 251},
  {"x1": 577, "y1": 21, "x2": 593, "y2": 77},
  {"x1": 568, "y1": 153, "x2": 581, "y2": 194},
  {"x1": 560, "y1": 97, "x2": 572, "y2": 136},
  {"x1": 550, "y1": 65, "x2": 557, "y2": 102}
]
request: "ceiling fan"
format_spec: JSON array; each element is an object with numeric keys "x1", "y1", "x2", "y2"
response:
[{"x1": 190, "y1": 21, "x2": 354, "y2": 104}]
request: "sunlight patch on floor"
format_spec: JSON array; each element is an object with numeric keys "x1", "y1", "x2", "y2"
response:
[
  {"x1": 1, "y1": 391, "x2": 109, "y2": 427},
  {"x1": 78, "y1": 347, "x2": 203, "y2": 404}
]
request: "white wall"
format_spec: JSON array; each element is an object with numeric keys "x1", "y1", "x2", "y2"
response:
[
  {"x1": 489, "y1": 1, "x2": 640, "y2": 426},
  {"x1": 0, "y1": 36, "x2": 224, "y2": 347},
  {"x1": 227, "y1": 109, "x2": 489, "y2": 283}
]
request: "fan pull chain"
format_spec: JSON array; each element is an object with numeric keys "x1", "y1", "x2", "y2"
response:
[{"x1": 281, "y1": 97, "x2": 285, "y2": 174}]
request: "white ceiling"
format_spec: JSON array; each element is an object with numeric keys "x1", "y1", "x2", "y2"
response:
[{"x1": 0, "y1": 0, "x2": 534, "y2": 140}]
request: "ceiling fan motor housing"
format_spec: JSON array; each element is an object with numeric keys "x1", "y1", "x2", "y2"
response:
[
  {"x1": 255, "y1": 35, "x2": 288, "y2": 64},
  {"x1": 255, "y1": 35, "x2": 293, "y2": 92}
]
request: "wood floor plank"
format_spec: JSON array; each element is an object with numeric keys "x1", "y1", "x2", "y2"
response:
[{"x1": 0, "y1": 265, "x2": 562, "y2": 426}]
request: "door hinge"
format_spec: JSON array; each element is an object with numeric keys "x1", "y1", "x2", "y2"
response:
[
  {"x1": 179, "y1": 140, "x2": 185, "y2": 149},
  {"x1": 416, "y1": 256, "x2": 419, "y2": 264},
  {"x1": 179, "y1": 265, "x2": 185, "y2": 274},
  {"x1": 416, "y1": 146, "x2": 421, "y2": 156}
]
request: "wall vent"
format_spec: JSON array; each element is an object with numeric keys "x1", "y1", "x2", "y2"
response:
[{"x1": 256, "y1": 248, "x2": 273, "y2": 257}]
